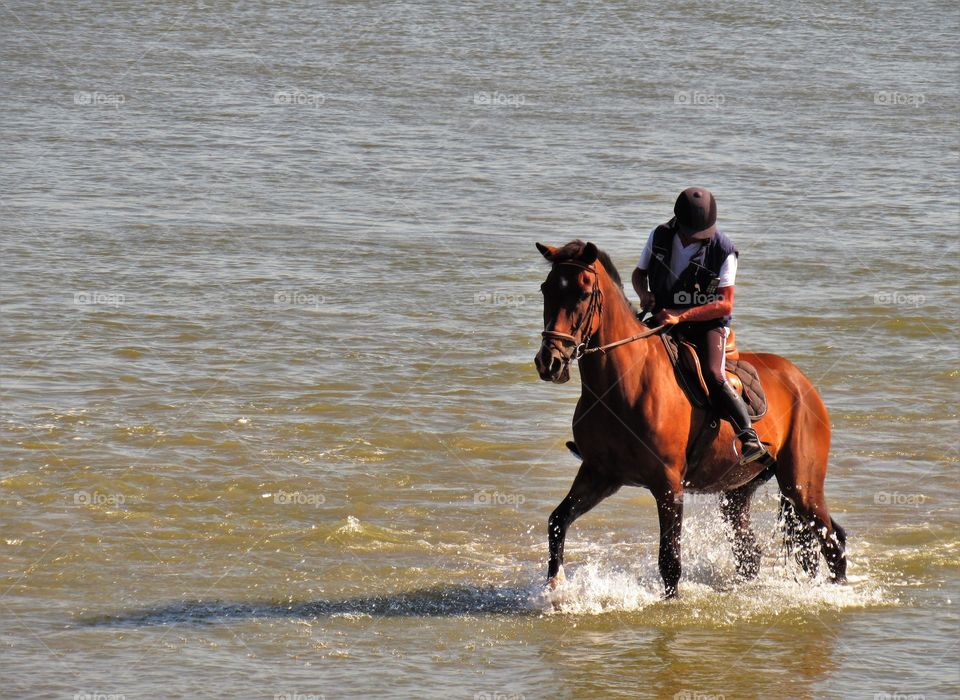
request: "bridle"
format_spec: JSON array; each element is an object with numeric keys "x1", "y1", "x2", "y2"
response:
[
  {"x1": 540, "y1": 260, "x2": 604, "y2": 361},
  {"x1": 540, "y1": 260, "x2": 665, "y2": 362}
]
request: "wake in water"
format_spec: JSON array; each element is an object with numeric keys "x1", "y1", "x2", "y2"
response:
[
  {"x1": 72, "y1": 568, "x2": 890, "y2": 628},
  {"x1": 77, "y1": 501, "x2": 889, "y2": 629}
]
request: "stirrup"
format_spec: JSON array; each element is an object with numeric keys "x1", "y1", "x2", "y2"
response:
[{"x1": 733, "y1": 429, "x2": 767, "y2": 465}]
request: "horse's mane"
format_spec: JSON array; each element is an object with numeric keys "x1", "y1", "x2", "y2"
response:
[{"x1": 549, "y1": 239, "x2": 626, "y2": 296}]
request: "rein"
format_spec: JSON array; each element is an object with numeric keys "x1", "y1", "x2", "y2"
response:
[
  {"x1": 583, "y1": 323, "x2": 666, "y2": 356},
  {"x1": 541, "y1": 260, "x2": 666, "y2": 361}
]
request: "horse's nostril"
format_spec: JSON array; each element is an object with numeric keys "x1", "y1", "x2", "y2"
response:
[{"x1": 535, "y1": 349, "x2": 546, "y2": 371}]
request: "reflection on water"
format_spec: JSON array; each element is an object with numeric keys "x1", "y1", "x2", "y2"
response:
[{"x1": 79, "y1": 586, "x2": 538, "y2": 627}]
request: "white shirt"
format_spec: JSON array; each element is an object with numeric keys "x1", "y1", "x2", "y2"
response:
[{"x1": 636, "y1": 227, "x2": 737, "y2": 288}]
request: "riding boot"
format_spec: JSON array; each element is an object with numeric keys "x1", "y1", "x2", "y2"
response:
[{"x1": 714, "y1": 381, "x2": 766, "y2": 464}]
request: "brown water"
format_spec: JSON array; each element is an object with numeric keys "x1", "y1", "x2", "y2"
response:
[{"x1": 1, "y1": 1, "x2": 958, "y2": 698}]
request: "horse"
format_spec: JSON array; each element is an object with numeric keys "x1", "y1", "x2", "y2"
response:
[{"x1": 533, "y1": 240, "x2": 846, "y2": 598}]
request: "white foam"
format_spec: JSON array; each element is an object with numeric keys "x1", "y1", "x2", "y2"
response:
[
  {"x1": 336, "y1": 515, "x2": 364, "y2": 534},
  {"x1": 530, "y1": 556, "x2": 888, "y2": 619},
  {"x1": 528, "y1": 502, "x2": 890, "y2": 618}
]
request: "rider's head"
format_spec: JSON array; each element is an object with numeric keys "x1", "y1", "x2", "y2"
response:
[{"x1": 673, "y1": 187, "x2": 717, "y2": 241}]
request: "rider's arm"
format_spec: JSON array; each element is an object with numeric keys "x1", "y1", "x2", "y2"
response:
[
  {"x1": 675, "y1": 285, "x2": 734, "y2": 322},
  {"x1": 633, "y1": 268, "x2": 657, "y2": 312},
  {"x1": 656, "y1": 252, "x2": 737, "y2": 325},
  {"x1": 633, "y1": 229, "x2": 657, "y2": 309},
  {"x1": 632, "y1": 268, "x2": 649, "y2": 298}
]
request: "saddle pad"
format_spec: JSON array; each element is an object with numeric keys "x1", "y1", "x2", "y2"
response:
[{"x1": 725, "y1": 357, "x2": 767, "y2": 420}]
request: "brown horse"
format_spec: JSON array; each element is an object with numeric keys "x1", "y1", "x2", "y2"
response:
[{"x1": 533, "y1": 240, "x2": 846, "y2": 597}]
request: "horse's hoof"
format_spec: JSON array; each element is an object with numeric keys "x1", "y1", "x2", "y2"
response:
[
  {"x1": 546, "y1": 569, "x2": 566, "y2": 610},
  {"x1": 547, "y1": 565, "x2": 566, "y2": 590}
]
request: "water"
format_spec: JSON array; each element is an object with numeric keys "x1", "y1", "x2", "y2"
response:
[{"x1": 2, "y1": 1, "x2": 958, "y2": 698}]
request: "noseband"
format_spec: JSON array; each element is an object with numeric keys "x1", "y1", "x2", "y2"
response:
[{"x1": 541, "y1": 261, "x2": 603, "y2": 361}]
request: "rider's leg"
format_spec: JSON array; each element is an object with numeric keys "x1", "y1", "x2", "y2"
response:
[{"x1": 699, "y1": 326, "x2": 766, "y2": 464}]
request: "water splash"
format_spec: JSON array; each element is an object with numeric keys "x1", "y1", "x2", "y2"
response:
[
  {"x1": 531, "y1": 560, "x2": 888, "y2": 621},
  {"x1": 529, "y1": 502, "x2": 890, "y2": 620}
]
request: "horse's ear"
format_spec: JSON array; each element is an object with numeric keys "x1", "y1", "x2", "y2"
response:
[
  {"x1": 536, "y1": 242, "x2": 556, "y2": 260},
  {"x1": 581, "y1": 242, "x2": 599, "y2": 265}
]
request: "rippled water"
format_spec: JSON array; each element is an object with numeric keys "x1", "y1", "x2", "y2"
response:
[{"x1": 2, "y1": 1, "x2": 958, "y2": 698}]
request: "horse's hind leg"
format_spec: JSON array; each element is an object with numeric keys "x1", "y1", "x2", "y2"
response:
[
  {"x1": 547, "y1": 463, "x2": 620, "y2": 588},
  {"x1": 719, "y1": 478, "x2": 764, "y2": 580},
  {"x1": 827, "y1": 516, "x2": 848, "y2": 581},
  {"x1": 808, "y1": 496, "x2": 846, "y2": 582},
  {"x1": 776, "y1": 450, "x2": 847, "y2": 583}
]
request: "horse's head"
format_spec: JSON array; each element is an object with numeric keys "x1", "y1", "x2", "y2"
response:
[{"x1": 534, "y1": 240, "x2": 603, "y2": 383}]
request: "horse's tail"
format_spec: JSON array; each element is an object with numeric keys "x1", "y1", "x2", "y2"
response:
[{"x1": 778, "y1": 494, "x2": 820, "y2": 576}]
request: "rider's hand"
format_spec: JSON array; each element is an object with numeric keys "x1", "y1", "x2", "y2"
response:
[
  {"x1": 653, "y1": 309, "x2": 682, "y2": 326},
  {"x1": 638, "y1": 290, "x2": 656, "y2": 312}
]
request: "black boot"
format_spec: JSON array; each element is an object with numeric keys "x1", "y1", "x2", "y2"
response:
[{"x1": 714, "y1": 381, "x2": 766, "y2": 465}]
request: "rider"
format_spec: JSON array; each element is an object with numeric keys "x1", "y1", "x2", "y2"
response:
[{"x1": 631, "y1": 187, "x2": 766, "y2": 464}]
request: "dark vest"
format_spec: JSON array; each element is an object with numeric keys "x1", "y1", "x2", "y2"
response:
[{"x1": 647, "y1": 221, "x2": 738, "y2": 328}]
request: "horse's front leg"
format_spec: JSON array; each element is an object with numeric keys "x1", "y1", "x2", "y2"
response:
[
  {"x1": 652, "y1": 480, "x2": 684, "y2": 598},
  {"x1": 547, "y1": 463, "x2": 619, "y2": 588}
]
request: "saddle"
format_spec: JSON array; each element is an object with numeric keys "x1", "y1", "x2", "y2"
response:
[{"x1": 660, "y1": 328, "x2": 767, "y2": 420}]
